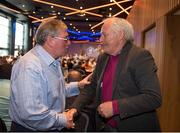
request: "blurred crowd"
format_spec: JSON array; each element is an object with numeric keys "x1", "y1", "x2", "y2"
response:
[
  {"x1": 62, "y1": 54, "x2": 96, "y2": 77},
  {"x1": 0, "y1": 54, "x2": 97, "y2": 80}
]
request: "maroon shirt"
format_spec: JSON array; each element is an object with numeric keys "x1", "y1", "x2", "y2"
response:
[{"x1": 102, "y1": 55, "x2": 120, "y2": 128}]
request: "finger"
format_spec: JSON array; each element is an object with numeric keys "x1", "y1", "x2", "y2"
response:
[
  {"x1": 97, "y1": 107, "x2": 103, "y2": 116},
  {"x1": 86, "y1": 81, "x2": 91, "y2": 84},
  {"x1": 71, "y1": 123, "x2": 75, "y2": 129},
  {"x1": 86, "y1": 73, "x2": 92, "y2": 78},
  {"x1": 68, "y1": 113, "x2": 74, "y2": 121},
  {"x1": 83, "y1": 73, "x2": 92, "y2": 81},
  {"x1": 97, "y1": 106, "x2": 100, "y2": 112}
]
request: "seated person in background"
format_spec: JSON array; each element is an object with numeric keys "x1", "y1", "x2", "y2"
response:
[
  {"x1": 0, "y1": 79, "x2": 11, "y2": 131},
  {"x1": 66, "y1": 70, "x2": 94, "y2": 132},
  {"x1": 66, "y1": 70, "x2": 83, "y2": 109},
  {"x1": 67, "y1": 70, "x2": 83, "y2": 83}
]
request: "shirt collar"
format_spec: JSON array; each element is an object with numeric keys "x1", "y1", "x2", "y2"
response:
[{"x1": 34, "y1": 45, "x2": 60, "y2": 66}]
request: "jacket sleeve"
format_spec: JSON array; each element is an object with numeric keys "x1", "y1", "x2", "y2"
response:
[
  {"x1": 70, "y1": 54, "x2": 104, "y2": 112},
  {"x1": 118, "y1": 49, "x2": 162, "y2": 119}
]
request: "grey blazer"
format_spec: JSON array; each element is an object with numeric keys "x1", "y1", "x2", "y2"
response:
[{"x1": 72, "y1": 42, "x2": 162, "y2": 131}]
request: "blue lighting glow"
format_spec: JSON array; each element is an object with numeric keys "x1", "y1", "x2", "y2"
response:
[{"x1": 68, "y1": 29, "x2": 101, "y2": 42}]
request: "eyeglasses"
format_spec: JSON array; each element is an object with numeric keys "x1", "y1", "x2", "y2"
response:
[{"x1": 54, "y1": 36, "x2": 70, "y2": 41}]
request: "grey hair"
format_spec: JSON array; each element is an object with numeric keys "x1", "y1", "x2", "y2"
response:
[
  {"x1": 104, "y1": 17, "x2": 134, "y2": 42},
  {"x1": 34, "y1": 19, "x2": 67, "y2": 45}
]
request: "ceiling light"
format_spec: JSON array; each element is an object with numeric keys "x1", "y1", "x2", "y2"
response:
[
  {"x1": 89, "y1": 24, "x2": 91, "y2": 27},
  {"x1": 91, "y1": 5, "x2": 132, "y2": 30},
  {"x1": 80, "y1": 6, "x2": 83, "y2": 9},
  {"x1": 112, "y1": 0, "x2": 129, "y2": 15},
  {"x1": 58, "y1": 12, "x2": 61, "y2": 15},
  {"x1": 51, "y1": 5, "x2": 54, "y2": 8},
  {"x1": 28, "y1": 15, "x2": 40, "y2": 21},
  {"x1": 78, "y1": 10, "x2": 86, "y2": 16},
  {"x1": 32, "y1": 16, "x2": 57, "y2": 23},
  {"x1": 63, "y1": 17, "x2": 66, "y2": 20},
  {"x1": 70, "y1": 23, "x2": 72, "y2": 26},
  {"x1": 86, "y1": 18, "x2": 88, "y2": 21},
  {"x1": 0, "y1": 4, "x2": 21, "y2": 14},
  {"x1": 50, "y1": 12, "x2": 56, "y2": 16},
  {"x1": 109, "y1": 8, "x2": 112, "y2": 10}
]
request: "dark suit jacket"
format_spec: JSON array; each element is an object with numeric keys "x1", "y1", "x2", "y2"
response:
[{"x1": 72, "y1": 41, "x2": 162, "y2": 131}]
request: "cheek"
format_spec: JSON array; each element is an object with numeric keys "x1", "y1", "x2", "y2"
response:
[{"x1": 54, "y1": 43, "x2": 63, "y2": 53}]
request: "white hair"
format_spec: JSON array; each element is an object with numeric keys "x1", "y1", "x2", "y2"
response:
[{"x1": 103, "y1": 17, "x2": 134, "y2": 42}]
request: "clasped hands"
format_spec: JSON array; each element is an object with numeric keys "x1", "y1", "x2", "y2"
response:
[
  {"x1": 63, "y1": 108, "x2": 77, "y2": 129},
  {"x1": 63, "y1": 101, "x2": 113, "y2": 129}
]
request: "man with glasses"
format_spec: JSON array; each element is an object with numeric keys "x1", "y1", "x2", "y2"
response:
[{"x1": 9, "y1": 19, "x2": 91, "y2": 131}]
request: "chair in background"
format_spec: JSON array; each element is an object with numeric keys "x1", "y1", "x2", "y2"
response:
[
  {"x1": 0, "y1": 79, "x2": 11, "y2": 131},
  {"x1": 0, "y1": 63, "x2": 12, "y2": 80},
  {"x1": 73, "y1": 112, "x2": 89, "y2": 132},
  {"x1": 0, "y1": 117, "x2": 7, "y2": 132}
]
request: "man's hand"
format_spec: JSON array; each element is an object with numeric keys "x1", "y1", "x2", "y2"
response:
[
  {"x1": 66, "y1": 108, "x2": 77, "y2": 118},
  {"x1": 63, "y1": 111, "x2": 74, "y2": 129},
  {"x1": 78, "y1": 73, "x2": 92, "y2": 89},
  {"x1": 97, "y1": 101, "x2": 113, "y2": 118},
  {"x1": 63, "y1": 108, "x2": 77, "y2": 129}
]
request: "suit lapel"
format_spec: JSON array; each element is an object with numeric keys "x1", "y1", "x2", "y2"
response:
[
  {"x1": 112, "y1": 42, "x2": 133, "y2": 97},
  {"x1": 96, "y1": 54, "x2": 109, "y2": 101}
]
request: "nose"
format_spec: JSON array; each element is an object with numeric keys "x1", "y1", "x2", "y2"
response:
[
  {"x1": 99, "y1": 35, "x2": 104, "y2": 44},
  {"x1": 67, "y1": 40, "x2": 71, "y2": 46}
]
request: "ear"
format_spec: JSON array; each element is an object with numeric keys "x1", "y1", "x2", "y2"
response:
[
  {"x1": 46, "y1": 36, "x2": 55, "y2": 47},
  {"x1": 118, "y1": 30, "x2": 125, "y2": 40}
]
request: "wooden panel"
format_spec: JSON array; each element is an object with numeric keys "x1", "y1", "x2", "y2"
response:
[
  {"x1": 128, "y1": 0, "x2": 180, "y2": 32},
  {"x1": 127, "y1": 0, "x2": 180, "y2": 131},
  {"x1": 163, "y1": 16, "x2": 180, "y2": 131},
  {"x1": 144, "y1": 27, "x2": 156, "y2": 59}
]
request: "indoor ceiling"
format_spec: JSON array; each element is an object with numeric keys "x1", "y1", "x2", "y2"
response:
[
  {"x1": 0, "y1": 0, "x2": 135, "y2": 41},
  {"x1": 1, "y1": 0, "x2": 135, "y2": 31}
]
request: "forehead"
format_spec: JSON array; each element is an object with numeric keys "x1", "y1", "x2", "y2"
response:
[
  {"x1": 101, "y1": 20, "x2": 113, "y2": 32},
  {"x1": 58, "y1": 27, "x2": 68, "y2": 36}
]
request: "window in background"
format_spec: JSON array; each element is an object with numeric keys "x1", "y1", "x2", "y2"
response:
[
  {"x1": 0, "y1": 16, "x2": 10, "y2": 56},
  {"x1": 14, "y1": 22, "x2": 28, "y2": 57}
]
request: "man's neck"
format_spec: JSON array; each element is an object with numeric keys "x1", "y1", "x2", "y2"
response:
[
  {"x1": 42, "y1": 44, "x2": 57, "y2": 59},
  {"x1": 111, "y1": 40, "x2": 126, "y2": 56}
]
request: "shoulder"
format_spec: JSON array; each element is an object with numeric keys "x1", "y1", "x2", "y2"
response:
[
  {"x1": 129, "y1": 44, "x2": 157, "y2": 71},
  {"x1": 129, "y1": 44, "x2": 153, "y2": 60},
  {"x1": 13, "y1": 49, "x2": 42, "y2": 71},
  {"x1": 96, "y1": 53, "x2": 108, "y2": 62}
]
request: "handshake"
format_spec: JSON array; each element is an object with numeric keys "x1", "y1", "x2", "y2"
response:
[{"x1": 63, "y1": 108, "x2": 78, "y2": 129}]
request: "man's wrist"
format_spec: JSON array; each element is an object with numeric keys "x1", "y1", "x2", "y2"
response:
[{"x1": 78, "y1": 82, "x2": 83, "y2": 89}]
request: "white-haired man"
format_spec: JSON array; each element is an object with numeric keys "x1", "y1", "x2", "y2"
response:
[{"x1": 69, "y1": 17, "x2": 162, "y2": 131}]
